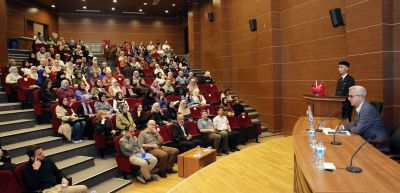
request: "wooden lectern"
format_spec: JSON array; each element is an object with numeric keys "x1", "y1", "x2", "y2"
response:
[{"x1": 303, "y1": 94, "x2": 346, "y2": 117}]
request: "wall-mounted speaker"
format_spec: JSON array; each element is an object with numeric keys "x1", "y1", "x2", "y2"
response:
[
  {"x1": 249, "y1": 19, "x2": 257, "y2": 32},
  {"x1": 329, "y1": 8, "x2": 344, "y2": 27},
  {"x1": 208, "y1": 12, "x2": 214, "y2": 22}
]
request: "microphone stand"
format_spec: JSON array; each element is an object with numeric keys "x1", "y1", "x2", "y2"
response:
[
  {"x1": 331, "y1": 119, "x2": 343, "y2": 145},
  {"x1": 346, "y1": 141, "x2": 368, "y2": 173}
]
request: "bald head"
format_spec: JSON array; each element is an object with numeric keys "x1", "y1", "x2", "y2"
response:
[
  {"x1": 177, "y1": 114, "x2": 184, "y2": 124},
  {"x1": 147, "y1": 120, "x2": 156, "y2": 132}
]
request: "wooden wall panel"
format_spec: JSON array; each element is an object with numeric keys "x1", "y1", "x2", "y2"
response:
[
  {"x1": 7, "y1": 0, "x2": 58, "y2": 38},
  {"x1": 190, "y1": 0, "x2": 397, "y2": 134},
  {"x1": 0, "y1": 0, "x2": 7, "y2": 67},
  {"x1": 58, "y1": 15, "x2": 183, "y2": 54}
]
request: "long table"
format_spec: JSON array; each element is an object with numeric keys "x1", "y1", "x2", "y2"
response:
[{"x1": 293, "y1": 116, "x2": 400, "y2": 193}]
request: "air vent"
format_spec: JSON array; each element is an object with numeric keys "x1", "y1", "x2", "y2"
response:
[
  {"x1": 122, "y1": 11, "x2": 146, "y2": 15},
  {"x1": 75, "y1": 9, "x2": 101, "y2": 12},
  {"x1": 152, "y1": 0, "x2": 160, "y2": 5}
]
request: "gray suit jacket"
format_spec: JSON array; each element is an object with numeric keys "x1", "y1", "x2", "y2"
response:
[{"x1": 344, "y1": 101, "x2": 390, "y2": 152}]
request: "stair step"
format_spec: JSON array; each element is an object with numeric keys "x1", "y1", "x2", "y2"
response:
[
  {"x1": 3, "y1": 136, "x2": 63, "y2": 157},
  {"x1": 56, "y1": 156, "x2": 95, "y2": 177},
  {"x1": 0, "y1": 102, "x2": 21, "y2": 111},
  {"x1": 0, "y1": 124, "x2": 52, "y2": 145},
  {"x1": 12, "y1": 140, "x2": 97, "y2": 164},
  {"x1": 0, "y1": 109, "x2": 34, "y2": 122},
  {"x1": 0, "y1": 119, "x2": 36, "y2": 132},
  {"x1": 71, "y1": 158, "x2": 120, "y2": 188},
  {"x1": 248, "y1": 112, "x2": 259, "y2": 118},
  {"x1": 0, "y1": 92, "x2": 8, "y2": 102},
  {"x1": 8, "y1": 49, "x2": 32, "y2": 54},
  {"x1": 251, "y1": 118, "x2": 260, "y2": 125},
  {"x1": 244, "y1": 107, "x2": 256, "y2": 112},
  {"x1": 89, "y1": 178, "x2": 131, "y2": 193}
]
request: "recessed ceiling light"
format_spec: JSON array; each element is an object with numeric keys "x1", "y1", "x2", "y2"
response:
[
  {"x1": 82, "y1": 0, "x2": 85, "y2": 1},
  {"x1": 139, "y1": 9, "x2": 143, "y2": 12},
  {"x1": 144, "y1": 2, "x2": 147, "y2": 5},
  {"x1": 83, "y1": 6, "x2": 87, "y2": 9},
  {"x1": 113, "y1": 0, "x2": 117, "y2": 3},
  {"x1": 172, "y1": 3, "x2": 176, "y2": 6},
  {"x1": 51, "y1": 4, "x2": 55, "y2": 8},
  {"x1": 111, "y1": 7, "x2": 115, "y2": 11},
  {"x1": 165, "y1": 10, "x2": 169, "y2": 13}
]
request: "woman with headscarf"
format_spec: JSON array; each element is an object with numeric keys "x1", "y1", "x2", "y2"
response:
[
  {"x1": 162, "y1": 79, "x2": 175, "y2": 95},
  {"x1": 75, "y1": 82, "x2": 89, "y2": 101},
  {"x1": 150, "y1": 79, "x2": 161, "y2": 94},
  {"x1": 64, "y1": 62, "x2": 74, "y2": 80},
  {"x1": 175, "y1": 70, "x2": 188, "y2": 85},
  {"x1": 187, "y1": 78, "x2": 199, "y2": 94},
  {"x1": 102, "y1": 67, "x2": 115, "y2": 87},
  {"x1": 90, "y1": 79, "x2": 109, "y2": 100},
  {"x1": 72, "y1": 70, "x2": 89, "y2": 89},
  {"x1": 27, "y1": 53, "x2": 38, "y2": 67},
  {"x1": 150, "y1": 103, "x2": 170, "y2": 126},
  {"x1": 27, "y1": 66, "x2": 38, "y2": 80},
  {"x1": 77, "y1": 94, "x2": 95, "y2": 139},
  {"x1": 220, "y1": 97, "x2": 234, "y2": 116},
  {"x1": 121, "y1": 79, "x2": 136, "y2": 98},
  {"x1": 131, "y1": 70, "x2": 141, "y2": 85},
  {"x1": 116, "y1": 103, "x2": 135, "y2": 131},
  {"x1": 155, "y1": 91, "x2": 168, "y2": 110},
  {"x1": 189, "y1": 88, "x2": 207, "y2": 107},
  {"x1": 108, "y1": 79, "x2": 122, "y2": 97},
  {"x1": 155, "y1": 72, "x2": 166, "y2": 85},
  {"x1": 5, "y1": 66, "x2": 21, "y2": 84},
  {"x1": 53, "y1": 71, "x2": 66, "y2": 88},
  {"x1": 142, "y1": 90, "x2": 156, "y2": 112},
  {"x1": 94, "y1": 92, "x2": 113, "y2": 114},
  {"x1": 134, "y1": 78, "x2": 148, "y2": 97},
  {"x1": 201, "y1": 71, "x2": 214, "y2": 84},
  {"x1": 113, "y1": 92, "x2": 129, "y2": 113},
  {"x1": 164, "y1": 101, "x2": 178, "y2": 122},
  {"x1": 178, "y1": 100, "x2": 192, "y2": 120},
  {"x1": 57, "y1": 79, "x2": 75, "y2": 100},
  {"x1": 40, "y1": 78, "x2": 56, "y2": 108},
  {"x1": 51, "y1": 60, "x2": 62, "y2": 73},
  {"x1": 56, "y1": 97, "x2": 86, "y2": 143},
  {"x1": 132, "y1": 104, "x2": 148, "y2": 130}
]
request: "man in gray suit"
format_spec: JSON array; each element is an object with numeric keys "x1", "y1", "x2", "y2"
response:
[{"x1": 340, "y1": 85, "x2": 390, "y2": 152}]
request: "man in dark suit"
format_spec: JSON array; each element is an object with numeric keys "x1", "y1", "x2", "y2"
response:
[
  {"x1": 172, "y1": 114, "x2": 202, "y2": 152},
  {"x1": 335, "y1": 60, "x2": 355, "y2": 121},
  {"x1": 340, "y1": 85, "x2": 391, "y2": 153}
]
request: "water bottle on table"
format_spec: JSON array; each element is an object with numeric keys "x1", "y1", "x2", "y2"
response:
[{"x1": 316, "y1": 141, "x2": 325, "y2": 170}]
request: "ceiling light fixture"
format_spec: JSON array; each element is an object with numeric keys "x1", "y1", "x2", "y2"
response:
[
  {"x1": 139, "y1": 9, "x2": 143, "y2": 12},
  {"x1": 51, "y1": 4, "x2": 55, "y2": 8},
  {"x1": 165, "y1": 10, "x2": 169, "y2": 13},
  {"x1": 83, "y1": 6, "x2": 87, "y2": 9},
  {"x1": 152, "y1": 0, "x2": 160, "y2": 5},
  {"x1": 113, "y1": 0, "x2": 117, "y2": 3},
  {"x1": 144, "y1": 2, "x2": 148, "y2": 5},
  {"x1": 172, "y1": 3, "x2": 176, "y2": 6},
  {"x1": 111, "y1": 7, "x2": 115, "y2": 11}
]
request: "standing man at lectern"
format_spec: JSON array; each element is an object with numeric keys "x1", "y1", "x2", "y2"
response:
[
  {"x1": 335, "y1": 61, "x2": 355, "y2": 121},
  {"x1": 339, "y1": 85, "x2": 390, "y2": 153}
]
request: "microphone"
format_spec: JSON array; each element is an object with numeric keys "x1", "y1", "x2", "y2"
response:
[
  {"x1": 330, "y1": 118, "x2": 344, "y2": 145},
  {"x1": 346, "y1": 141, "x2": 368, "y2": 173}
]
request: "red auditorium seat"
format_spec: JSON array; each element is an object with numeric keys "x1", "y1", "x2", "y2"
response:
[
  {"x1": 227, "y1": 115, "x2": 240, "y2": 130},
  {"x1": 197, "y1": 84, "x2": 207, "y2": 94},
  {"x1": 15, "y1": 162, "x2": 28, "y2": 191},
  {"x1": 32, "y1": 89, "x2": 43, "y2": 117},
  {"x1": 114, "y1": 74, "x2": 125, "y2": 86},
  {"x1": 201, "y1": 104, "x2": 217, "y2": 117},
  {"x1": 92, "y1": 118, "x2": 114, "y2": 158},
  {"x1": 204, "y1": 92, "x2": 220, "y2": 105},
  {"x1": 206, "y1": 83, "x2": 219, "y2": 94},
  {"x1": 17, "y1": 77, "x2": 37, "y2": 102},
  {"x1": 71, "y1": 101, "x2": 81, "y2": 113},
  {"x1": 126, "y1": 98, "x2": 135, "y2": 109},
  {"x1": 237, "y1": 113, "x2": 259, "y2": 142},
  {"x1": 189, "y1": 106, "x2": 202, "y2": 120},
  {"x1": 111, "y1": 114, "x2": 117, "y2": 129},
  {"x1": 184, "y1": 121, "x2": 201, "y2": 136},
  {"x1": 142, "y1": 68, "x2": 153, "y2": 77},
  {"x1": 143, "y1": 77, "x2": 155, "y2": 86},
  {"x1": 113, "y1": 135, "x2": 140, "y2": 179},
  {"x1": 0, "y1": 170, "x2": 21, "y2": 193},
  {"x1": 50, "y1": 103, "x2": 62, "y2": 136},
  {"x1": 166, "y1": 95, "x2": 181, "y2": 102}
]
